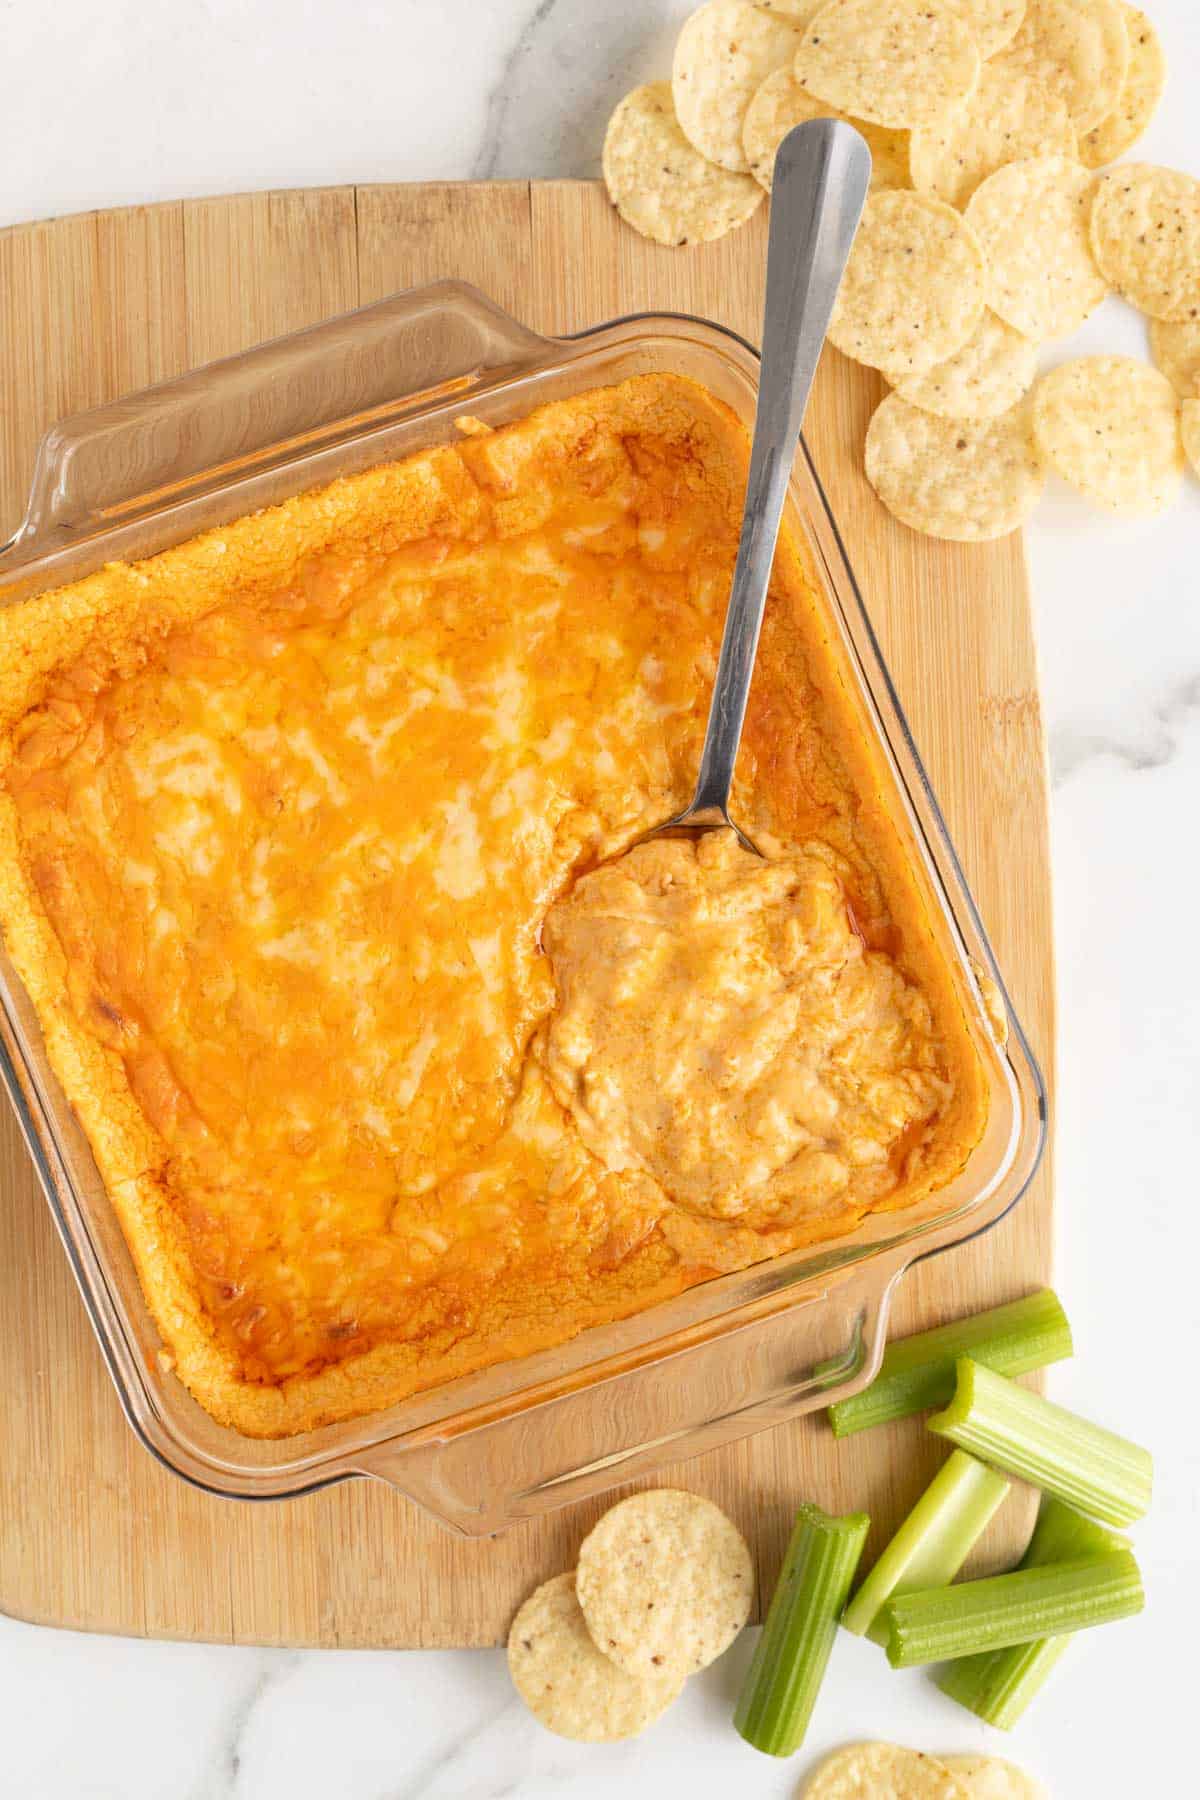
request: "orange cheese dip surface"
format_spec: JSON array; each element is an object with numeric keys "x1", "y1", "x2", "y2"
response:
[{"x1": 0, "y1": 375, "x2": 987, "y2": 1435}]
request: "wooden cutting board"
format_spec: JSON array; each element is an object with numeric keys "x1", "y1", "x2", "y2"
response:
[{"x1": 0, "y1": 182, "x2": 1053, "y2": 1647}]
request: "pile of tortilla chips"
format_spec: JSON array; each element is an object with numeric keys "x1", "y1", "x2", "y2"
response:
[
  {"x1": 507, "y1": 1488, "x2": 753, "y2": 1741},
  {"x1": 603, "y1": 0, "x2": 1198, "y2": 539}
]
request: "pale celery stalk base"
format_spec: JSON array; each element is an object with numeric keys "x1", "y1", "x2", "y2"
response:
[{"x1": 842, "y1": 1449, "x2": 1010, "y2": 1641}]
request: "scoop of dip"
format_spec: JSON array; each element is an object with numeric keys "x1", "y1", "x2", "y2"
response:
[{"x1": 541, "y1": 827, "x2": 951, "y2": 1237}]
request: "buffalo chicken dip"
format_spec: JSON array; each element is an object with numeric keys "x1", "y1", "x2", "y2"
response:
[{"x1": 0, "y1": 375, "x2": 986, "y2": 1435}]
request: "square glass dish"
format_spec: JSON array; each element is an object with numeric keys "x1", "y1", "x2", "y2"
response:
[{"x1": 0, "y1": 282, "x2": 1045, "y2": 1533}]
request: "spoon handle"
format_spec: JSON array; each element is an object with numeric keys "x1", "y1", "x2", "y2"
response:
[{"x1": 686, "y1": 119, "x2": 871, "y2": 823}]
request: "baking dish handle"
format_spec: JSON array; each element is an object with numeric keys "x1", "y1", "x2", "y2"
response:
[
  {"x1": 0, "y1": 280, "x2": 557, "y2": 575},
  {"x1": 354, "y1": 1252, "x2": 908, "y2": 1537}
]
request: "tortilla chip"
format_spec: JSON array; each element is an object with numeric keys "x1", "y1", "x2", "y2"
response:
[
  {"x1": 1149, "y1": 317, "x2": 1200, "y2": 397},
  {"x1": 1002, "y1": 0, "x2": 1129, "y2": 134},
  {"x1": 1033, "y1": 354, "x2": 1184, "y2": 512},
  {"x1": 1089, "y1": 163, "x2": 1200, "y2": 322},
  {"x1": 742, "y1": 65, "x2": 909, "y2": 192},
  {"x1": 507, "y1": 1571, "x2": 682, "y2": 1742},
  {"x1": 890, "y1": 310, "x2": 1039, "y2": 420},
  {"x1": 575, "y1": 1488, "x2": 753, "y2": 1684},
  {"x1": 803, "y1": 1743, "x2": 971, "y2": 1798},
  {"x1": 672, "y1": 0, "x2": 803, "y2": 173},
  {"x1": 829, "y1": 190, "x2": 987, "y2": 376},
  {"x1": 944, "y1": 0, "x2": 1028, "y2": 59},
  {"x1": 966, "y1": 155, "x2": 1108, "y2": 340},
  {"x1": 941, "y1": 1753, "x2": 1050, "y2": 1799},
  {"x1": 602, "y1": 82, "x2": 764, "y2": 247},
  {"x1": 866, "y1": 392, "x2": 1045, "y2": 540},
  {"x1": 910, "y1": 58, "x2": 1077, "y2": 208},
  {"x1": 792, "y1": 0, "x2": 980, "y2": 131},
  {"x1": 1080, "y1": 5, "x2": 1166, "y2": 168}
]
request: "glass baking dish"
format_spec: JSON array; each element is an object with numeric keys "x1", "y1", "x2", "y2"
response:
[{"x1": 0, "y1": 281, "x2": 1046, "y2": 1533}]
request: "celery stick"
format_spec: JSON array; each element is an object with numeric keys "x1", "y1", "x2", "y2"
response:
[
  {"x1": 937, "y1": 1495, "x2": 1131, "y2": 1729},
  {"x1": 1023, "y1": 1492, "x2": 1132, "y2": 1565},
  {"x1": 937, "y1": 1631, "x2": 1073, "y2": 1729},
  {"x1": 842, "y1": 1451, "x2": 1010, "y2": 1641},
  {"x1": 828, "y1": 1291, "x2": 1072, "y2": 1438},
  {"x1": 735, "y1": 1502, "x2": 869, "y2": 1756},
  {"x1": 929, "y1": 1358, "x2": 1153, "y2": 1527},
  {"x1": 881, "y1": 1549, "x2": 1143, "y2": 1668}
]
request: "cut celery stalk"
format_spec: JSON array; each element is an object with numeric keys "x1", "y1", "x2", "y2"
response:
[
  {"x1": 828, "y1": 1291, "x2": 1072, "y2": 1438},
  {"x1": 929, "y1": 1358, "x2": 1153, "y2": 1527},
  {"x1": 881, "y1": 1549, "x2": 1144, "y2": 1668},
  {"x1": 842, "y1": 1451, "x2": 1010, "y2": 1641},
  {"x1": 937, "y1": 1495, "x2": 1131, "y2": 1729},
  {"x1": 735, "y1": 1502, "x2": 869, "y2": 1757},
  {"x1": 1022, "y1": 1492, "x2": 1132, "y2": 1565},
  {"x1": 937, "y1": 1630, "x2": 1073, "y2": 1728}
]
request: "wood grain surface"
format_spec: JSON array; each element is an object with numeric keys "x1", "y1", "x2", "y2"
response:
[{"x1": 0, "y1": 182, "x2": 1054, "y2": 1647}]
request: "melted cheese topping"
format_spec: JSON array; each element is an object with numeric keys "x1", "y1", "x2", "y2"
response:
[{"x1": 0, "y1": 375, "x2": 987, "y2": 1434}]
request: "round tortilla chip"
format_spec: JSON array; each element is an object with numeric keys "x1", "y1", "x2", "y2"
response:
[
  {"x1": 1089, "y1": 163, "x2": 1200, "y2": 322},
  {"x1": 1002, "y1": 0, "x2": 1129, "y2": 134},
  {"x1": 866, "y1": 392, "x2": 1045, "y2": 540},
  {"x1": 1080, "y1": 5, "x2": 1166, "y2": 169},
  {"x1": 910, "y1": 57, "x2": 1077, "y2": 209},
  {"x1": 1181, "y1": 397, "x2": 1200, "y2": 478},
  {"x1": 944, "y1": 0, "x2": 1028, "y2": 59},
  {"x1": 792, "y1": 0, "x2": 980, "y2": 131},
  {"x1": 507, "y1": 1571, "x2": 682, "y2": 1742},
  {"x1": 803, "y1": 1743, "x2": 972, "y2": 1798},
  {"x1": 1033, "y1": 355, "x2": 1183, "y2": 513},
  {"x1": 890, "y1": 310, "x2": 1039, "y2": 420},
  {"x1": 941, "y1": 1753, "x2": 1049, "y2": 1799},
  {"x1": 1150, "y1": 317, "x2": 1200, "y2": 398},
  {"x1": 829, "y1": 190, "x2": 987, "y2": 377},
  {"x1": 966, "y1": 155, "x2": 1107, "y2": 341},
  {"x1": 672, "y1": 0, "x2": 803, "y2": 173},
  {"x1": 742, "y1": 66, "x2": 909, "y2": 192},
  {"x1": 602, "y1": 83, "x2": 764, "y2": 248},
  {"x1": 575, "y1": 1489, "x2": 753, "y2": 1683}
]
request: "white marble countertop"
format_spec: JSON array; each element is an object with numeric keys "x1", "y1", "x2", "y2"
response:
[{"x1": 3, "y1": 4, "x2": 1198, "y2": 1795}]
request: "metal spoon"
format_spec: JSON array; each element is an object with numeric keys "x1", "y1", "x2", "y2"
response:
[{"x1": 640, "y1": 118, "x2": 870, "y2": 856}]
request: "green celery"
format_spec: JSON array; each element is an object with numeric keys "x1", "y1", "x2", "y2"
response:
[
  {"x1": 938, "y1": 1495, "x2": 1131, "y2": 1729},
  {"x1": 929, "y1": 1358, "x2": 1153, "y2": 1527},
  {"x1": 937, "y1": 1630, "x2": 1073, "y2": 1728},
  {"x1": 735, "y1": 1502, "x2": 869, "y2": 1757},
  {"x1": 828, "y1": 1291, "x2": 1072, "y2": 1438},
  {"x1": 1020, "y1": 1492, "x2": 1132, "y2": 1564},
  {"x1": 842, "y1": 1450, "x2": 1010, "y2": 1641},
  {"x1": 881, "y1": 1549, "x2": 1143, "y2": 1668}
]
